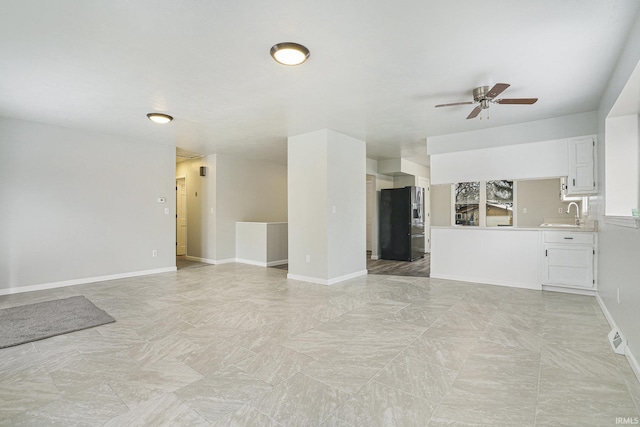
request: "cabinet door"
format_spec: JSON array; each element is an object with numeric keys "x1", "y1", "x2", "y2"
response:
[
  {"x1": 568, "y1": 137, "x2": 596, "y2": 194},
  {"x1": 543, "y1": 244, "x2": 594, "y2": 288}
]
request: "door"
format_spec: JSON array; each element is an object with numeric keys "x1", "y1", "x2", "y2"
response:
[
  {"x1": 366, "y1": 177, "x2": 374, "y2": 252},
  {"x1": 418, "y1": 177, "x2": 431, "y2": 252},
  {"x1": 543, "y1": 244, "x2": 594, "y2": 288},
  {"x1": 176, "y1": 177, "x2": 187, "y2": 256}
]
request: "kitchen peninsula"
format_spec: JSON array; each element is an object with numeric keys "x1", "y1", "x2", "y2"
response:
[{"x1": 431, "y1": 225, "x2": 597, "y2": 295}]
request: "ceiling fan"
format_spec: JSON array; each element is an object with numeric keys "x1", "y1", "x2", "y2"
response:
[{"x1": 435, "y1": 83, "x2": 538, "y2": 119}]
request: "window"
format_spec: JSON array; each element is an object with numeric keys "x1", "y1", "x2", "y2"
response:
[
  {"x1": 486, "y1": 180, "x2": 513, "y2": 227},
  {"x1": 455, "y1": 182, "x2": 480, "y2": 226},
  {"x1": 453, "y1": 180, "x2": 517, "y2": 227}
]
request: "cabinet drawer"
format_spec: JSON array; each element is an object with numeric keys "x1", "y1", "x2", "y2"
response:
[{"x1": 543, "y1": 232, "x2": 594, "y2": 245}]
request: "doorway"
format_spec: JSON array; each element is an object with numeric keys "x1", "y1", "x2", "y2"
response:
[
  {"x1": 176, "y1": 177, "x2": 187, "y2": 256},
  {"x1": 418, "y1": 177, "x2": 431, "y2": 253},
  {"x1": 366, "y1": 175, "x2": 374, "y2": 253}
]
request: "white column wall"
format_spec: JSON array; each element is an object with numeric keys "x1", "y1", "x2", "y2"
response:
[
  {"x1": 288, "y1": 130, "x2": 329, "y2": 281},
  {"x1": 596, "y1": 8, "x2": 640, "y2": 379},
  {"x1": 288, "y1": 129, "x2": 366, "y2": 284},
  {"x1": 326, "y1": 130, "x2": 366, "y2": 280}
]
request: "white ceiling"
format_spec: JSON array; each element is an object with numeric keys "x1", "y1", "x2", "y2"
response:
[{"x1": 1, "y1": 1, "x2": 639, "y2": 166}]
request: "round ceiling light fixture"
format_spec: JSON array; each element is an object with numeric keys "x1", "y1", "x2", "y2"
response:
[
  {"x1": 146, "y1": 113, "x2": 173, "y2": 124},
  {"x1": 270, "y1": 42, "x2": 310, "y2": 66}
]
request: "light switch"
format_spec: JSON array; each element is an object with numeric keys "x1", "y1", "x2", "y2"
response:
[
  {"x1": 522, "y1": 208, "x2": 527, "y2": 214},
  {"x1": 164, "y1": 208, "x2": 170, "y2": 215}
]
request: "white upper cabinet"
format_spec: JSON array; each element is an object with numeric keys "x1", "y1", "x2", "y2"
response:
[{"x1": 567, "y1": 136, "x2": 596, "y2": 195}]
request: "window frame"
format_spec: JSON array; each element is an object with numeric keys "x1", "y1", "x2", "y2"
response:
[{"x1": 451, "y1": 180, "x2": 518, "y2": 227}]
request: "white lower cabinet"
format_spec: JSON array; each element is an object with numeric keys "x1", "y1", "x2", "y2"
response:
[{"x1": 542, "y1": 231, "x2": 595, "y2": 290}]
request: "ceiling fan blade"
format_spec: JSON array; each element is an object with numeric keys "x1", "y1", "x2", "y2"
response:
[
  {"x1": 435, "y1": 101, "x2": 474, "y2": 108},
  {"x1": 494, "y1": 98, "x2": 538, "y2": 105},
  {"x1": 486, "y1": 83, "x2": 510, "y2": 99},
  {"x1": 466, "y1": 106, "x2": 482, "y2": 119}
]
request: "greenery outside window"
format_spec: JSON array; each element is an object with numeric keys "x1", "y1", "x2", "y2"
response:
[
  {"x1": 486, "y1": 180, "x2": 514, "y2": 227},
  {"x1": 455, "y1": 182, "x2": 480, "y2": 226}
]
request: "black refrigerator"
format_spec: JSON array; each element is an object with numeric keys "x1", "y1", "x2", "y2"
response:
[{"x1": 380, "y1": 186, "x2": 425, "y2": 261}]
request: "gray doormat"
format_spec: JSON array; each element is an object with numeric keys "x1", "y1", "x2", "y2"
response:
[{"x1": 0, "y1": 295, "x2": 115, "y2": 349}]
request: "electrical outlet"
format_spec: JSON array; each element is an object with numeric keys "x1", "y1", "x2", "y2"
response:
[
  {"x1": 152, "y1": 250, "x2": 158, "y2": 257},
  {"x1": 305, "y1": 255, "x2": 310, "y2": 263},
  {"x1": 558, "y1": 208, "x2": 563, "y2": 214}
]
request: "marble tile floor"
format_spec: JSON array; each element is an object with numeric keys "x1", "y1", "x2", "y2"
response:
[{"x1": 1, "y1": 262, "x2": 639, "y2": 426}]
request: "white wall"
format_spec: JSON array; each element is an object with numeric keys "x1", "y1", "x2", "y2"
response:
[
  {"x1": 214, "y1": 154, "x2": 287, "y2": 262},
  {"x1": 378, "y1": 158, "x2": 430, "y2": 179},
  {"x1": 427, "y1": 111, "x2": 598, "y2": 155},
  {"x1": 431, "y1": 184, "x2": 452, "y2": 227},
  {"x1": 430, "y1": 138, "x2": 570, "y2": 185},
  {"x1": 596, "y1": 8, "x2": 640, "y2": 376},
  {"x1": 0, "y1": 117, "x2": 176, "y2": 293},
  {"x1": 288, "y1": 130, "x2": 329, "y2": 280},
  {"x1": 604, "y1": 115, "x2": 639, "y2": 216},
  {"x1": 327, "y1": 131, "x2": 366, "y2": 280},
  {"x1": 175, "y1": 154, "x2": 287, "y2": 264},
  {"x1": 431, "y1": 228, "x2": 540, "y2": 290},
  {"x1": 288, "y1": 129, "x2": 366, "y2": 284}
]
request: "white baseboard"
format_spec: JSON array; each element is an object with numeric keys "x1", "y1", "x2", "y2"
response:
[
  {"x1": 429, "y1": 273, "x2": 541, "y2": 291},
  {"x1": 235, "y1": 258, "x2": 288, "y2": 267},
  {"x1": 185, "y1": 255, "x2": 289, "y2": 267},
  {"x1": 287, "y1": 269, "x2": 367, "y2": 286},
  {"x1": 185, "y1": 256, "x2": 216, "y2": 264},
  {"x1": 596, "y1": 294, "x2": 640, "y2": 384},
  {"x1": 187, "y1": 256, "x2": 287, "y2": 268},
  {"x1": 0, "y1": 267, "x2": 177, "y2": 296},
  {"x1": 185, "y1": 256, "x2": 236, "y2": 265},
  {"x1": 266, "y1": 259, "x2": 288, "y2": 267},
  {"x1": 542, "y1": 285, "x2": 596, "y2": 296}
]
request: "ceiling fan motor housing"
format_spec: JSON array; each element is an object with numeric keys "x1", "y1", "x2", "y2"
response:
[{"x1": 473, "y1": 86, "x2": 490, "y2": 101}]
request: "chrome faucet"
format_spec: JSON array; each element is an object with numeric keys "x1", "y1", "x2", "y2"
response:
[{"x1": 567, "y1": 202, "x2": 580, "y2": 225}]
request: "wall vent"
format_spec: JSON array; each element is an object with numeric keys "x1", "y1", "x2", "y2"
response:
[{"x1": 608, "y1": 328, "x2": 626, "y2": 355}]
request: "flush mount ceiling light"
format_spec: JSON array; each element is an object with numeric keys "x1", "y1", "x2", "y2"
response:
[
  {"x1": 146, "y1": 113, "x2": 173, "y2": 124},
  {"x1": 270, "y1": 42, "x2": 310, "y2": 66}
]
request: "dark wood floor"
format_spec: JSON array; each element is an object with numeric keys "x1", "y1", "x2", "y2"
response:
[
  {"x1": 366, "y1": 252, "x2": 430, "y2": 277},
  {"x1": 268, "y1": 252, "x2": 430, "y2": 277},
  {"x1": 178, "y1": 254, "x2": 431, "y2": 277}
]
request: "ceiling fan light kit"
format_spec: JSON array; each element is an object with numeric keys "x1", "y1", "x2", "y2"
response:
[{"x1": 436, "y1": 83, "x2": 538, "y2": 119}]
